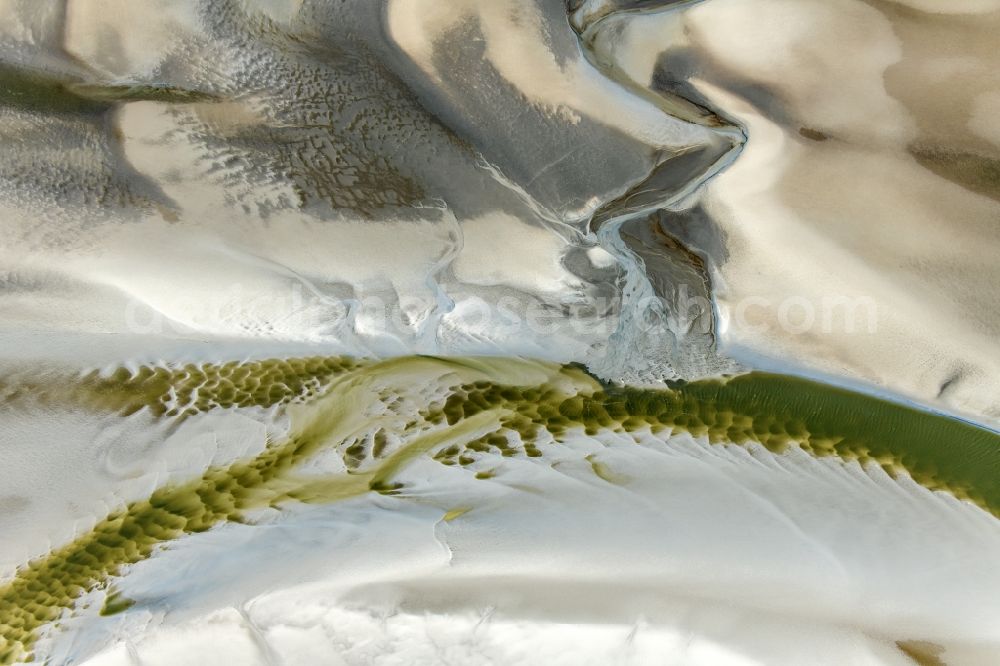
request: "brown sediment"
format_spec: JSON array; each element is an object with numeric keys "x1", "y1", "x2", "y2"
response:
[
  {"x1": 909, "y1": 144, "x2": 1000, "y2": 203},
  {"x1": 798, "y1": 127, "x2": 829, "y2": 142},
  {"x1": 897, "y1": 640, "x2": 947, "y2": 666}
]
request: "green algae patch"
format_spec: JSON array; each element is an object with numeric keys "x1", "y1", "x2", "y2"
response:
[
  {"x1": 415, "y1": 365, "x2": 1000, "y2": 517},
  {"x1": 99, "y1": 591, "x2": 135, "y2": 617},
  {"x1": 0, "y1": 356, "x2": 368, "y2": 420},
  {"x1": 587, "y1": 455, "x2": 630, "y2": 486},
  {"x1": 442, "y1": 508, "x2": 472, "y2": 522},
  {"x1": 2, "y1": 356, "x2": 999, "y2": 663},
  {"x1": 667, "y1": 373, "x2": 1000, "y2": 512},
  {"x1": 77, "y1": 356, "x2": 368, "y2": 418},
  {"x1": 0, "y1": 359, "x2": 499, "y2": 663}
]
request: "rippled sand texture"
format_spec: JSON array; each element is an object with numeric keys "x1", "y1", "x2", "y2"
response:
[
  {"x1": 613, "y1": 0, "x2": 1000, "y2": 420},
  {"x1": 2, "y1": 0, "x2": 1000, "y2": 664},
  {"x1": 2, "y1": 357, "x2": 1000, "y2": 664},
  {"x1": 4, "y1": 0, "x2": 997, "y2": 414},
  {"x1": 0, "y1": 0, "x2": 745, "y2": 385}
]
